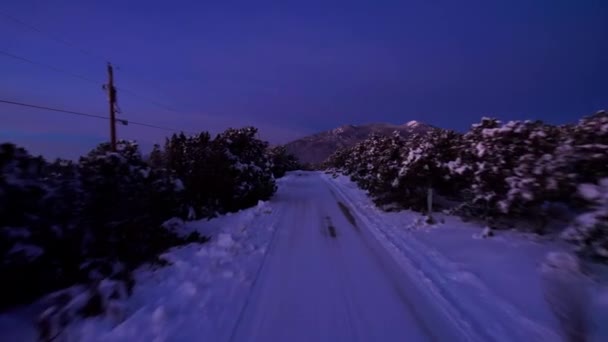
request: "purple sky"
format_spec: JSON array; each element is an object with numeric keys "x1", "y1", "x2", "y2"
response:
[{"x1": 1, "y1": 0, "x2": 607, "y2": 159}]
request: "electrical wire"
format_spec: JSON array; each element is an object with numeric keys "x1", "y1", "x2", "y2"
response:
[
  {"x1": 0, "y1": 10, "x2": 108, "y2": 62},
  {"x1": 0, "y1": 99, "x2": 108, "y2": 120},
  {"x1": 1, "y1": 49, "x2": 187, "y2": 120},
  {"x1": 0, "y1": 12, "x2": 203, "y2": 127},
  {"x1": 0, "y1": 99, "x2": 193, "y2": 134},
  {"x1": 0, "y1": 12, "x2": 182, "y2": 114},
  {"x1": 0, "y1": 50, "x2": 100, "y2": 85}
]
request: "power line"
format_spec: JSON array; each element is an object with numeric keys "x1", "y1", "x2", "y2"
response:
[
  {"x1": 1, "y1": 49, "x2": 184, "y2": 117},
  {"x1": 0, "y1": 99, "x2": 108, "y2": 120},
  {"x1": 0, "y1": 50, "x2": 100, "y2": 85},
  {"x1": 123, "y1": 119, "x2": 190, "y2": 133},
  {"x1": 0, "y1": 12, "x2": 183, "y2": 114},
  {"x1": 0, "y1": 99, "x2": 193, "y2": 134},
  {"x1": 0, "y1": 10, "x2": 107, "y2": 62}
]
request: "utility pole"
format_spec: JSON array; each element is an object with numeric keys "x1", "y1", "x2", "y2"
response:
[{"x1": 106, "y1": 62, "x2": 117, "y2": 151}]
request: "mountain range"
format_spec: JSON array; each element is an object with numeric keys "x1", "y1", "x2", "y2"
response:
[{"x1": 284, "y1": 121, "x2": 433, "y2": 165}]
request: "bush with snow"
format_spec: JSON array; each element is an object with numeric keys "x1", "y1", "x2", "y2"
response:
[
  {"x1": 323, "y1": 111, "x2": 608, "y2": 254},
  {"x1": 159, "y1": 127, "x2": 277, "y2": 217},
  {"x1": 456, "y1": 112, "x2": 608, "y2": 224},
  {"x1": 390, "y1": 130, "x2": 464, "y2": 211},
  {"x1": 213, "y1": 127, "x2": 277, "y2": 212},
  {"x1": 2, "y1": 126, "x2": 278, "y2": 323},
  {"x1": 0, "y1": 141, "x2": 204, "y2": 311},
  {"x1": 325, "y1": 130, "x2": 464, "y2": 212},
  {"x1": 267, "y1": 145, "x2": 300, "y2": 178},
  {"x1": 450, "y1": 118, "x2": 564, "y2": 222},
  {"x1": 0, "y1": 143, "x2": 60, "y2": 308},
  {"x1": 77, "y1": 141, "x2": 199, "y2": 277}
]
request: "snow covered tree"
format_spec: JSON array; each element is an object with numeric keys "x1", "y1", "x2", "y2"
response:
[
  {"x1": 268, "y1": 145, "x2": 300, "y2": 178},
  {"x1": 392, "y1": 130, "x2": 461, "y2": 211},
  {"x1": 160, "y1": 128, "x2": 277, "y2": 217},
  {"x1": 324, "y1": 130, "x2": 465, "y2": 213},
  {"x1": 449, "y1": 118, "x2": 563, "y2": 223},
  {"x1": 323, "y1": 146, "x2": 351, "y2": 171},
  {"x1": 0, "y1": 143, "x2": 54, "y2": 308},
  {"x1": 76, "y1": 141, "x2": 190, "y2": 278},
  {"x1": 358, "y1": 133, "x2": 407, "y2": 206},
  {"x1": 79, "y1": 141, "x2": 183, "y2": 226},
  {"x1": 547, "y1": 111, "x2": 608, "y2": 198},
  {"x1": 213, "y1": 127, "x2": 276, "y2": 212},
  {"x1": 0, "y1": 143, "x2": 47, "y2": 231},
  {"x1": 163, "y1": 132, "x2": 215, "y2": 217}
]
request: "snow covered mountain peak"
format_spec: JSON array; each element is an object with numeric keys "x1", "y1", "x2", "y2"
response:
[{"x1": 405, "y1": 120, "x2": 421, "y2": 128}]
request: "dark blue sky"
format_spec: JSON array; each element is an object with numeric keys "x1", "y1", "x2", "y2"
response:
[{"x1": 1, "y1": 0, "x2": 607, "y2": 158}]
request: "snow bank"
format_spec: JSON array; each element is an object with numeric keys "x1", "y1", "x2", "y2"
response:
[{"x1": 0, "y1": 196, "x2": 280, "y2": 342}]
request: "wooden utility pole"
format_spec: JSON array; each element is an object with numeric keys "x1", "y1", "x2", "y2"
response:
[{"x1": 106, "y1": 63, "x2": 117, "y2": 151}]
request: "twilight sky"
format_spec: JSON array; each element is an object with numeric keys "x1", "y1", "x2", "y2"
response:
[{"x1": 1, "y1": 0, "x2": 607, "y2": 159}]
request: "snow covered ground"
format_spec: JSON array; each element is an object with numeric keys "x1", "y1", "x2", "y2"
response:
[
  {"x1": 2, "y1": 171, "x2": 607, "y2": 341},
  {"x1": 0, "y1": 181, "x2": 283, "y2": 342}
]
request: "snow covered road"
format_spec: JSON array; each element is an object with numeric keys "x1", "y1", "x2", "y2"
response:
[
  {"x1": 231, "y1": 172, "x2": 462, "y2": 342},
  {"x1": 9, "y1": 171, "x2": 606, "y2": 341}
]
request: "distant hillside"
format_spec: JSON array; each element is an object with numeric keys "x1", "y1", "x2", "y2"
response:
[{"x1": 285, "y1": 121, "x2": 433, "y2": 165}]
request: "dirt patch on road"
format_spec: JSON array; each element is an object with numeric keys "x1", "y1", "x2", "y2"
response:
[{"x1": 337, "y1": 201, "x2": 359, "y2": 231}]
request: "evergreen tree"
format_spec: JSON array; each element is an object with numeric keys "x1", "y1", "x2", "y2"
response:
[
  {"x1": 148, "y1": 143, "x2": 165, "y2": 169},
  {"x1": 268, "y1": 145, "x2": 300, "y2": 178}
]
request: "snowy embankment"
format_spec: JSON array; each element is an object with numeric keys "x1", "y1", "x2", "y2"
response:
[
  {"x1": 70, "y1": 199, "x2": 279, "y2": 342},
  {"x1": 323, "y1": 173, "x2": 608, "y2": 342},
  {"x1": 0, "y1": 175, "x2": 288, "y2": 342}
]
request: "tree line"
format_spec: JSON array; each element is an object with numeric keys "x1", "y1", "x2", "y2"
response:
[
  {"x1": 324, "y1": 111, "x2": 608, "y2": 260},
  {"x1": 0, "y1": 126, "x2": 298, "y2": 315}
]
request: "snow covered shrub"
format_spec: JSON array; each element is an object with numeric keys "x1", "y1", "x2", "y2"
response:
[
  {"x1": 323, "y1": 146, "x2": 348, "y2": 171},
  {"x1": 0, "y1": 143, "x2": 47, "y2": 231},
  {"x1": 545, "y1": 111, "x2": 608, "y2": 199},
  {"x1": 322, "y1": 112, "x2": 608, "y2": 237},
  {"x1": 343, "y1": 139, "x2": 373, "y2": 186},
  {"x1": 389, "y1": 130, "x2": 464, "y2": 211},
  {"x1": 562, "y1": 180, "x2": 608, "y2": 260},
  {"x1": 450, "y1": 118, "x2": 563, "y2": 223},
  {"x1": 0, "y1": 141, "x2": 202, "y2": 310},
  {"x1": 267, "y1": 145, "x2": 300, "y2": 178},
  {"x1": 162, "y1": 128, "x2": 277, "y2": 216},
  {"x1": 162, "y1": 132, "x2": 216, "y2": 217},
  {"x1": 213, "y1": 127, "x2": 276, "y2": 212},
  {"x1": 77, "y1": 141, "x2": 192, "y2": 273},
  {"x1": 357, "y1": 133, "x2": 407, "y2": 205},
  {"x1": 324, "y1": 130, "x2": 465, "y2": 212},
  {"x1": 0, "y1": 143, "x2": 57, "y2": 308},
  {"x1": 0, "y1": 143, "x2": 48, "y2": 229}
]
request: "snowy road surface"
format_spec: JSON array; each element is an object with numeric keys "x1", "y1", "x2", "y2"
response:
[{"x1": 231, "y1": 172, "x2": 462, "y2": 342}]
